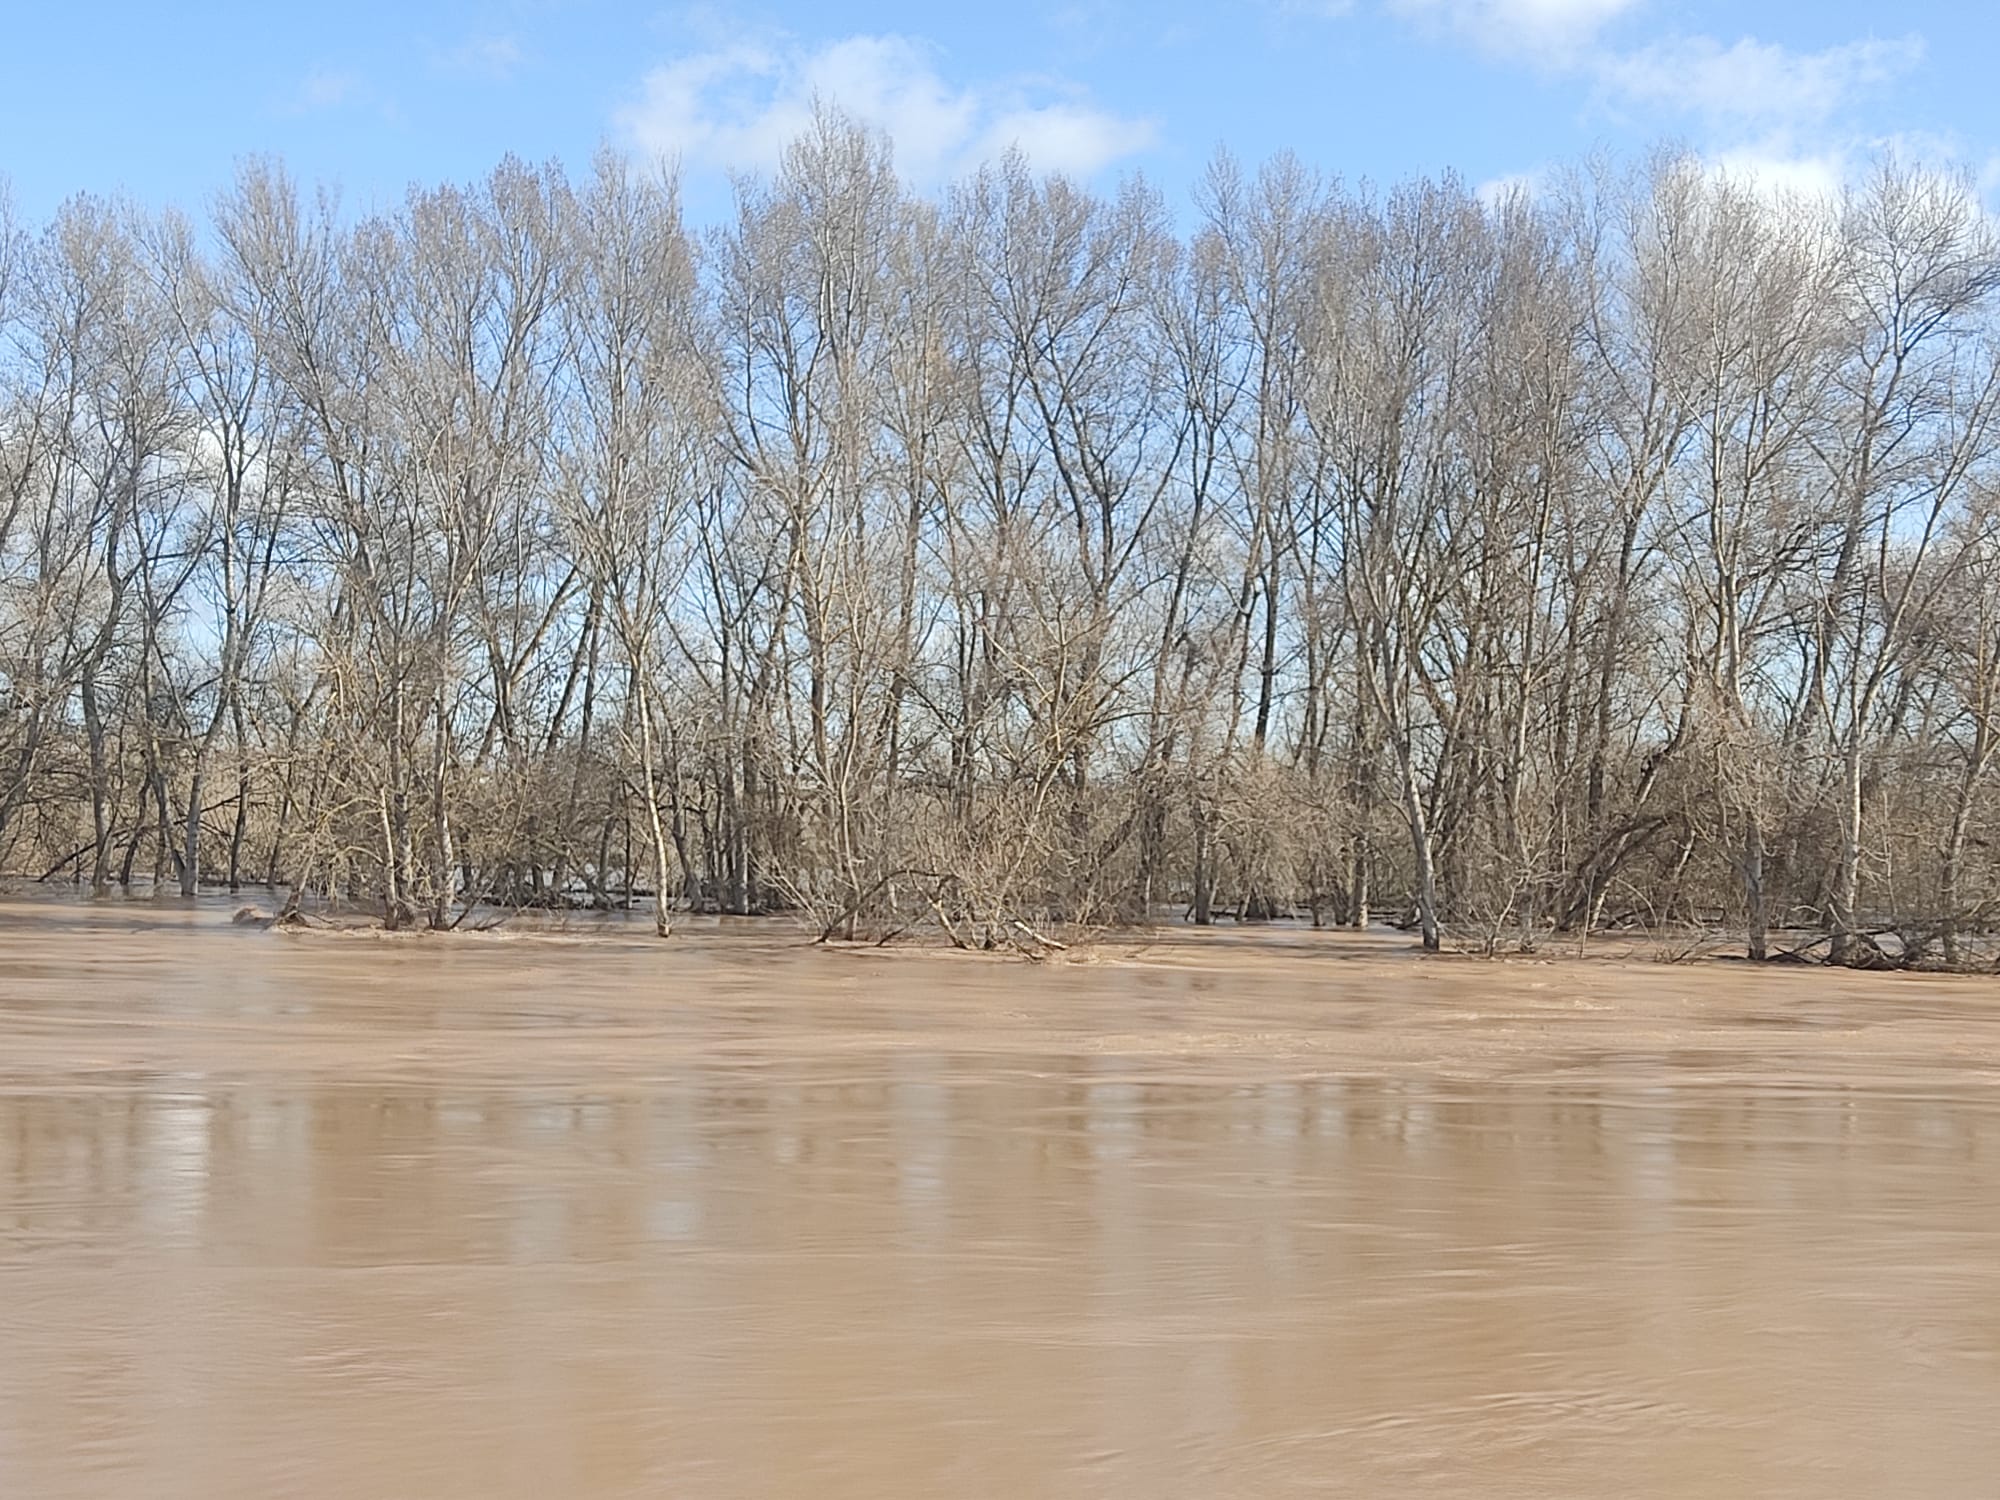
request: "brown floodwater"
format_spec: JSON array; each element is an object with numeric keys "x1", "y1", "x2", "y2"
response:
[{"x1": 3, "y1": 898, "x2": 2000, "y2": 1497}]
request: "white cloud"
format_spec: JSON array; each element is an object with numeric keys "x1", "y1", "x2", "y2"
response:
[
  {"x1": 1381, "y1": 0, "x2": 1934, "y2": 205},
  {"x1": 618, "y1": 33, "x2": 1155, "y2": 184},
  {"x1": 1594, "y1": 34, "x2": 1924, "y2": 127},
  {"x1": 293, "y1": 68, "x2": 360, "y2": 113},
  {"x1": 1382, "y1": 0, "x2": 1927, "y2": 149},
  {"x1": 1693, "y1": 129, "x2": 1995, "y2": 211},
  {"x1": 441, "y1": 35, "x2": 525, "y2": 81},
  {"x1": 1589, "y1": 32, "x2": 1928, "y2": 202},
  {"x1": 1977, "y1": 155, "x2": 2000, "y2": 201},
  {"x1": 1475, "y1": 169, "x2": 1544, "y2": 207},
  {"x1": 1699, "y1": 139, "x2": 1850, "y2": 201},
  {"x1": 1389, "y1": 0, "x2": 1641, "y2": 64},
  {"x1": 970, "y1": 103, "x2": 1159, "y2": 179},
  {"x1": 1271, "y1": 0, "x2": 1358, "y2": 18}
]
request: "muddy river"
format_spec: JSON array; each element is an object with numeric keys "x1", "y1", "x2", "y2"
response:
[{"x1": 3, "y1": 898, "x2": 1999, "y2": 1496}]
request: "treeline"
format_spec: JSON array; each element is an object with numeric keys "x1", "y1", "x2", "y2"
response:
[{"x1": 5, "y1": 115, "x2": 2000, "y2": 962}]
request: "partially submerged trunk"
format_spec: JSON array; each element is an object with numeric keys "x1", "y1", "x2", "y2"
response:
[{"x1": 1743, "y1": 814, "x2": 1768, "y2": 964}]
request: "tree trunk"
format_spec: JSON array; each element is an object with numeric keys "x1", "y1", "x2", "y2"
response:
[
  {"x1": 1399, "y1": 747, "x2": 1441, "y2": 953},
  {"x1": 1744, "y1": 813, "x2": 1768, "y2": 963},
  {"x1": 180, "y1": 768, "x2": 204, "y2": 897},
  {"x1": 1829, "y1": 739, "x2": 1864, "y2": 965},
  {"x1": 82, "y1": 667, "x2": 112, "y2": 897},
  {"x1": 227, "y1": 710, "x2": 251, "y2": 893},
  {"x1": 1191, "y1": 805, "x2": 1215, "y2": 926},
  {"x1": 634, "y1": 673, "x2": 673, "y2": 939},
  {"x1": 431, "y1": 694, "x2": 455, "y2": 929}
]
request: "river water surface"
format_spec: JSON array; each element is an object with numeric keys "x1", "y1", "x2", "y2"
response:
[{"x1": 3, "y1": 899, "x2": 1999, "y2": 1497}]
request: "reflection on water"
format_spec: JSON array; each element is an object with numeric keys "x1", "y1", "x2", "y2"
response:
[{"x1": 2, "y1": 903, "x2": 1999, "y2": 1497}]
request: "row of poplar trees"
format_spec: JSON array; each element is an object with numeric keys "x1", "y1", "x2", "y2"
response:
[{"x1": 6, "y1": 112, "x2": 2000, "y2": 962}]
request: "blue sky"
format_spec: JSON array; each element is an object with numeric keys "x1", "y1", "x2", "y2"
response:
[{"x1": 3, "y1": 1, "x2": 1994, "y2": 223}]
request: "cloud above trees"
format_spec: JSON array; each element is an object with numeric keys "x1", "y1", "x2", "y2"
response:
[{"x1": 618, "y1": 33, "x2": 1156, "y2": 185}]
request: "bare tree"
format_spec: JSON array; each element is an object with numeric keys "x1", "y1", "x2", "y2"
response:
[{"x1": 8, "y1": 128, "x2": 2000, "y2": 965}]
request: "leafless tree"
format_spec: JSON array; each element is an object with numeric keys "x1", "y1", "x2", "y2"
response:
[{"x1": 7, "y1": 127, "x2": 2000, "y2": 965}]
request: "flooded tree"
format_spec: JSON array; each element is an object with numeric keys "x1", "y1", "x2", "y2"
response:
[{"x1": 4, "y1": 122, "x2": 2000, "y2": 965}]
